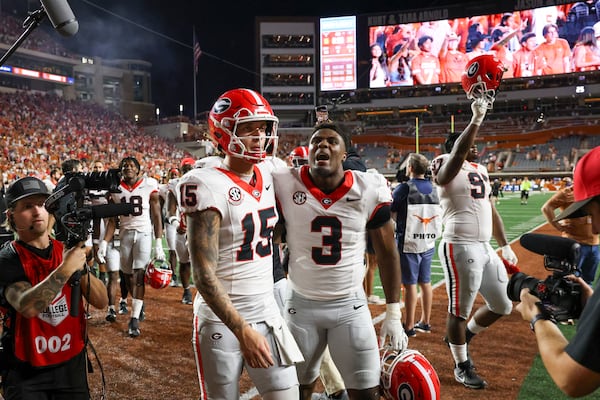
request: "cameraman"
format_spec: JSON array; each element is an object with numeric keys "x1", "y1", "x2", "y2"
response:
[
  {"x1": 516, "y1": 146, "x2": 600, "y2": 397},
  {"x1": 0, "y1": 177, "x2": 108, "y2": 398}
]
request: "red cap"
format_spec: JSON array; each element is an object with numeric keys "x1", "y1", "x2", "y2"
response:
[
  {"x1": 181, "y1": 157, "x2": 195, "y2": 167},
  {"x1": 555, "y1": 146, "x2": 600, "y2": 220}
]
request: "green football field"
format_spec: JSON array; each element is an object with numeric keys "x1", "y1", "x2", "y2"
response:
[
  {"x1": 372, "y1": 189, "x2": 553, "y2": 298},
  {"x1": 372, "y1": 190, "x2": 600, "y2": 400}
]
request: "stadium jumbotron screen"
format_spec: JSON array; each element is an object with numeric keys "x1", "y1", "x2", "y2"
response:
[
  {"x1": 320, "y1": 15, "x2": 357, "y2": 92},
  {"x1": 365, "y1": 2, "x2": 600, "y2": 89}
]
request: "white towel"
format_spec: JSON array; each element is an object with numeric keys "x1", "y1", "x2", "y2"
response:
[{"x1": 265, "y1": 316, "x2": 304, "y2": 366}]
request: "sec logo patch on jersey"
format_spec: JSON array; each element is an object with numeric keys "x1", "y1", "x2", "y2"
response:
[
  {"x1": 228, "y1": 187, "x2": 243, "y2": 205},
  {"x1": 293, "y1": 191, "x2": 307, "y2": 205}
]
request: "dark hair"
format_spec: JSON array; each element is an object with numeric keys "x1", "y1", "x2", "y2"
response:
[
  {"x1": 312, "y1": 122, "x2": 352, "y2": 151},
  {"x1": 542, "y1": 23, "x2": 558, "y2": 37},
  {"x1": 119, "y1": 156, "x2": 141, "y2": 172},
  {"x1": 418, "y1": 35, "x2": 433, "y2": 48},
  {"x1": 520, "y1": 32, "x2": 536, "y2": 44},
  {"x1": 444, "y1": 132, "x2": 461, "y2": 153},
  {"x1": 61, "y1": 159, "x2": 81, "y2": 173},
  {"x1": 500, "y1": 13, "x2": 512, "y2": 26}
]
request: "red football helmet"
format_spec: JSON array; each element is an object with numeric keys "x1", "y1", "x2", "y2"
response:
[
  {"x1": 380, "y1": 348, "x2": 440, "y2": 400},
  {"x1": 461, "y1": 54, "x2": 505, "y2": 107},
  {"x1": 289, "y1": 146, "x2": 309, "y2": 167},
  {"x1": 145, "y1": 259, "x2": 173, "y2": 289},
  {"x1": 208, "y1": 88, "x2": 278, "y2": 163}
]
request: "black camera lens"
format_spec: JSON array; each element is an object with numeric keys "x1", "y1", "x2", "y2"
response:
[{"x1": 507, "y1": 272, "x2": 539, "y2": 302}]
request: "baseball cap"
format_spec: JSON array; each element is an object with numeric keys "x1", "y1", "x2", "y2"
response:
[
  {"x1": 594, "y1": 21, "x2": 600, "y2": 38},
  {"x1": 555, "y1": 146, "x2": 600, "y2": 220},
  {"x1": 181, "y1": 157, "x2": 195, "y2": 168},
  {"x1": 5, "y1": 177, "x2": 50, "y2": 207}
]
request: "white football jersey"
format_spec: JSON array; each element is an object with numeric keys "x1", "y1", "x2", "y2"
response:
[
  {"x1": 431, "y1": 154, "x2": 492, "y2": 242},
  {"x1": 273, "y1": 166, "x2": 392, "y2": 301},
  {"x1": 110, "y1": 177, "x2": 159, "y2": 233},
  {"x1": 177, "y1": 163, "x2": 279, "y2": 323},
  {"x1": 158, "y1": 182, "x2": 169, "y2": 202},
  {"x1": 88, "y1": 189, "x2": 108, "y2": 206}
]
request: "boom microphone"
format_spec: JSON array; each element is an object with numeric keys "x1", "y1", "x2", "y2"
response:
[
  {"x1": 519, "y1": 233, "x2": 580, "y2": 265},
  {"x1": 40, "y1": 0, "x2": 79, "y2": 37}
]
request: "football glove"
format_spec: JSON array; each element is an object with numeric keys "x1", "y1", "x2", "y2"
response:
[
  {"x1": 501, "y1": 245, "x2": 518, "y2": 265},
  {"x1": 97, "y1": 240, "x2": 108, "y2": 264},
  {"x1": 470, "y1": 97, "x2": 489, "y2": 126},
  {"x1": 154, "y1": 240, "x2": 165, "y2": 261},
  {"x1": 380, "y1": 303, "x2": 408, "y2": 351}
]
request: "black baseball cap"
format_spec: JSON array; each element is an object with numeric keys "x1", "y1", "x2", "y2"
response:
[{"x1": 5, "y1": 177, "x2": 50, "y2": 207}]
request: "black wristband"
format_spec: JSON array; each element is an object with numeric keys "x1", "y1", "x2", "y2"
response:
[{"x1": 530, "y1": 313, "x2": 555, "y2": 332}]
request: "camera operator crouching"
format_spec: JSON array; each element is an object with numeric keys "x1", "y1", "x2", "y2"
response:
[{"x1": 515, "y1": 146, "x2": 600, "y2": 398}]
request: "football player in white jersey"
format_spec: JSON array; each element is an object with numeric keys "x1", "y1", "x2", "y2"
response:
[
  {"x1": 431, "y1": 95, "x2": 518, "y2": 388},
  {"x1": 178, "y1": 88, "x2": 301, "y2": 400},
  {"x1": 162, "y1": 166, "x2": 182, "y2": 286},
  {"x1": 272, "y1": 122, "x2": 407, "y2": 400},
  {"x1": 98, "y1": 157, "x2": 163, "y2": 338},
  {"x1": 166, "y1": 157, "x2": 195, "y2": 304}
]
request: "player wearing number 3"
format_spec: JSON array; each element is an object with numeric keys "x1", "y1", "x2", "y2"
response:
[
  {"x1": 178, "y1": 88, "x2": 301, "y2": 399},
  {"x1": 273, "y1": 121, "x2": 407, "y2": 400},
  {"x1": 0, "y1": 177, "x2": 107, "y2": 398}
]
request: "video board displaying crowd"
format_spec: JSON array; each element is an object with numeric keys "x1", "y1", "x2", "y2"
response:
[
  {"x1": 367, "y1": 2, "x2": 600, "y2": 88},
  {"x1": 319, "y1": 1, "x2": 600, "y2": 91}
]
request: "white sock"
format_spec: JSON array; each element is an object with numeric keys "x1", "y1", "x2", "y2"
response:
[
  {"x1": 449, "y1": 343, "x2": 469, "y2": 365},
  {"x1": 467, "y1": 318, "x2": 487, "y2": 334},
  {"x1": 132, "y1": 299, "x2": 143, "y2": 319}
]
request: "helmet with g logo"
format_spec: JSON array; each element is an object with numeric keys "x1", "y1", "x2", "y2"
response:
[
  {"x1": 461, "y1": 54, "x2": 505, "y2": 107},
  {"x1": 208, "y1": 88, "x2": 278, "y2": 163},
  {"x1": 381, "y1": 348, "x2": 440, "y2": 400},
  {"x1": 145, "y1": 259, "x2": 173, "y2": 289}
]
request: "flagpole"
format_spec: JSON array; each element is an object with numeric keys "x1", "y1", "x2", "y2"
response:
[{"x1": 193, "y1": 26, "x2": 198, "y2": 123}]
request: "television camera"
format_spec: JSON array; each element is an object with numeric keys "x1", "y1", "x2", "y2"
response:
[{"x1": 507, "y1": 233, "x2": 584, "y2": 322}]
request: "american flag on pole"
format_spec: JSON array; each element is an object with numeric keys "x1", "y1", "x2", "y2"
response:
[{"x1": 193, "y1": 30, "x2": 202, "y2": 74}]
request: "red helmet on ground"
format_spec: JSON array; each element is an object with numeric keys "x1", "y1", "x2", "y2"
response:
[
  {"x1": 145, "y1": 259, "x2": 173, "y2": 289},
  {"x1": 208, "y1": 88, "x2": 278, "y2": 163},
  {"x1": 381, "y1": 348, "x2": 440, "y2": 400},
  {"x1": 289, "y1": 146, "x2": 309, "y2": 167},
  {"x1": 461, "y1": 54, "x2": 505, "y2": 107}
]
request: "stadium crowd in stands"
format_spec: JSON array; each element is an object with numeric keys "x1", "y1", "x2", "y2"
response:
[{"x1": 0, "y1": 91, "x2": 189, "y2": 183}]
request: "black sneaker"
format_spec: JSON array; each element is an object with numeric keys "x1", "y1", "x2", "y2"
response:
[
  {"x1": 118, "y1": 300, "x2": 128, "y2": 315},
  {"x1": 405, "y1": 328, "x2": 417, "y2": 337},
  {"x1": 454, "y1": 360, "x2": 487, "y2": 389},
  {"x1": 414, "y1": 321, "x2": 431, "y2": 333},
  {"x1": 105, "y1": 308, "x2": 117, "y2": 323},
  {"x1": 128, "y1": 318, "x2": 140, "y2": 338},
  {"x1": 182, "y1": 288, "x2": 193, "y2": 305}
]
